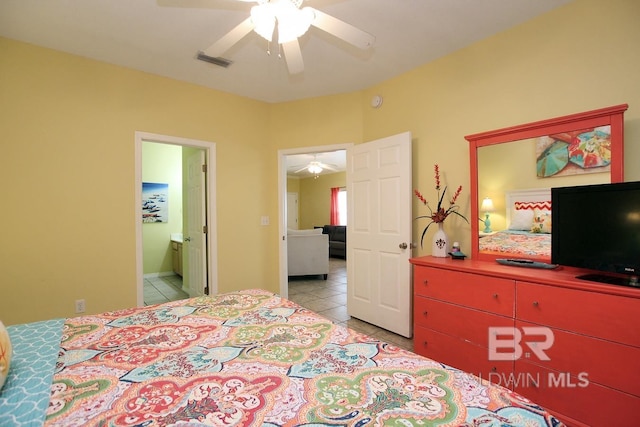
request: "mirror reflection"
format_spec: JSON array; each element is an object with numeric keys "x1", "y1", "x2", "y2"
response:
[
  {"x1": 466, "y1": 104, "x2": 627, "y2": 262},
  {"x1": 477, "y1": 133, "x2": 611, "y2": 260}
]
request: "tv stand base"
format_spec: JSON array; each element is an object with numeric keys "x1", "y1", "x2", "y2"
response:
[{"x1": 577, "y1": 273, "x2": 639, "y2": 288}]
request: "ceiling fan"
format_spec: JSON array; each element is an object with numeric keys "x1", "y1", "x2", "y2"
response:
[
  {"x1": 202, "y1": 0, "x2": 375, "y2": 74},
  {"x1": 293, "y1": 155, "x2": 339, "y2": 175}
]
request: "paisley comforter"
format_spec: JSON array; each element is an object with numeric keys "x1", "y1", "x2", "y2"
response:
[
  {"x1": 4, "y1": 289, "x2": 562, "y2": 426},
  {"x1": 479, "y1": 230, "x2": 551, "y2": 258}
]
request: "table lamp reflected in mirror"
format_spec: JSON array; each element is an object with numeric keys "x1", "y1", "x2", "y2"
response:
[{"x1": 480, "y1": 197, "x2": 494, "y2": 233}]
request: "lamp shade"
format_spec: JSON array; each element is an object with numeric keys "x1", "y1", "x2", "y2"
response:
[{"x1": 481, "y1": 197, "x2": 494, "y2": 212}]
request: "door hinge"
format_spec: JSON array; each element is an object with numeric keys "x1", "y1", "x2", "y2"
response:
[
  {"x1": 203, "y1": 225, "x2": 208, "y2": 234},
  {"x1": 202, "y1": 164, "x2": 207, "y2": 173}
]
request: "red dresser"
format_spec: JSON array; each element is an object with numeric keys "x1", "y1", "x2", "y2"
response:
[{"x1": 410, "y1": 256, "x2": 640, "y2": 427}]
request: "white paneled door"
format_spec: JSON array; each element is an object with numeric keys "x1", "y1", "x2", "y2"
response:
[
  {"x1": 346, "y1": 132, "x2": 413, "y2": 337},
  {"x1": 287, "y1": 192, "x2": 299, "y2": 230},
  {"x1": 186, "y1": 149, "x2": 208, "y2": 297}
]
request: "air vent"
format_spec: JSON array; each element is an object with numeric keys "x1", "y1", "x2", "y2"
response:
[{"x1": 196, "y1": 52, "x2": 232, "y2": 68}]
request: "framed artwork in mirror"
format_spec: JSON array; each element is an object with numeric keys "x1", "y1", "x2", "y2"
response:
[{"x1": 466, "y1": 104, "x2": 628, "y2": 262}]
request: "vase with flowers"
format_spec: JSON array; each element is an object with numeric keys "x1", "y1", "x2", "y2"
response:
[{"x1": 415, "y1": 164, "x2": 469, "y2": 257}]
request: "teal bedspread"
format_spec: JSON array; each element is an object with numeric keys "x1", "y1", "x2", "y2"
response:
[{"x1": 0, "y1": 319, "x2": 64, "y2": 427}]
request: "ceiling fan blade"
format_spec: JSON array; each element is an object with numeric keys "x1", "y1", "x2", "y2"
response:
[
  {"x1": 308, "y1": 7, "x2": 375, "y2": 49},
  {"x1": 281, "y1": 39, "x2": 304, "y2": 74},
  {"x1": 293, "y1": 165, "x2": 309, "y2": 173},
  {"x1": 203, "y1": 17, "x2": 255, "y2": 57},
  {"x1": 320, "y1": 163, "x2": 339, "y2": 172}
]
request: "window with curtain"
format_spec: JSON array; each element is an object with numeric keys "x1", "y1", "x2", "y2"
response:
[{"x1": 330, "y1": 187, "x2": 347, "y2": 225}]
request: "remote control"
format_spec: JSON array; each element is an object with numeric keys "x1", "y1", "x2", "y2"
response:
[{"x1": 496, "y1": 258, "x2": 559, "y2": 269}]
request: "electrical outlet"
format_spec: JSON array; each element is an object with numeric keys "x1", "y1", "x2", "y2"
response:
[
  {"x1": 75, "y1": 299, "x2": 86, "y2": 313},
  {"x1": 260, "y1": 216, "x2": 270, "y2": 226}
]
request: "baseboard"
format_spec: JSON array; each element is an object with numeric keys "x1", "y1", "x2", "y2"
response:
[{"x1": 143, "y1": 271, "x2": 176, "y2": 279}]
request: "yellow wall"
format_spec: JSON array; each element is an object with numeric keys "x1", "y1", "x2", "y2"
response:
[
  {"x1": 298, "y1": 172, "x2": 346, "y2": 229},
  {"x1": 286, "y1": 177, "x2": 300, "y2": 194},
  {"x1": 142, "y1": 142, "x2": 183, "y2": 275},
  {"x1": 0, "y1": 37, "x2": 271, "y2": 324},
  {"x1": 2, "y1": 0, "x2": 639, "y2": 325},
  {"x1": 359, "y1": 0, "x2": 640, "y2": 247}
]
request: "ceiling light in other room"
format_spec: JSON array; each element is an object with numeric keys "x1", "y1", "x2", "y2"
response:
[{"x1": 307, "y1": 162, "x2": 323, "y2": 174}]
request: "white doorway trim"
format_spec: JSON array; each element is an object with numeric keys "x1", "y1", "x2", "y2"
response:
[
  {"x1": 278, "y1": 143, "x2": 353, "y2": 298},
  {"x1": 135, "y1": 131, "x2": 218, "y2": 306}
]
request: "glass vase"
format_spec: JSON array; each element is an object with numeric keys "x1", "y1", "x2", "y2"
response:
[{"x1": 432, "y1": 222, "x2": 449, "y2": 257}]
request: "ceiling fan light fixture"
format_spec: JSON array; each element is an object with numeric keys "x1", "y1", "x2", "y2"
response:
[
  {"x1": 251, "y1": 0, "x2": 315, "y2": 45},
  {"x1": 251, "y1": 5, "x2": 276, "y2": 42},
  {"x1": 203, "y1": 0, "x2": 374, "y2": 76},
  {"x1": 307, "y1": 163, "x2": 323, "y2": 174},
  {"x1": 277, "y1": 6, "x2": 314, "y2": 43}
]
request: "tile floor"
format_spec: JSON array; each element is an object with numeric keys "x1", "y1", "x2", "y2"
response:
[
  {"x1": 287, "y1": 258, "x2": 414, "y2": 352},
  {"x1": 142, "y1": 259, "x2": 414, "y2": 352},
  {"x1": 143, "y1": 274, "x2": 189, "y2": 305}
]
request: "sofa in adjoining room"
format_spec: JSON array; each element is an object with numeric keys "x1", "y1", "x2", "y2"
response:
[
  {"x1": 287, "y1": 229, "x2": 329, "y2": 279},
  {"x1": 320, "y1": 225, "x2": 346, "y2": 259}
]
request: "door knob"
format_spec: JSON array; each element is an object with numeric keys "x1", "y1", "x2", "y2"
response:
[
  {"x1": 184, "y1": 237, "x2": 192, "y2": 242},
  {"x1": 399, "y1": 242, "x2": 408, "y2": 249}
]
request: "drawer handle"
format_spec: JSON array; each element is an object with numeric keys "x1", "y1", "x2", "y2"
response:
[
  {"x1": 423, "y1": 310, "x2": 428, "y2": 316},
  {"x1": 423, "y1": 340, "x2": 428, "y2": 346},
  {"x1": 492, "y1": 293, "x2": 498, "y2": 299},
  {"x1": 532, "y1": 301, "x2": 539, "y2": 306},
  {"x1": 422, "y1": 279, "x2": 428, "y2": 285},
  {"x1": 491, "y1": 366, "x2": 497, "y2": 372}
]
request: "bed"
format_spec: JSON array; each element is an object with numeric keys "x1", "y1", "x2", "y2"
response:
[
  {"x1": 1, "y1": 289, "x2": 563, "y2": 426},
  {"x1": 479, "y1": 189, "x2": 552, "y2": 259}
]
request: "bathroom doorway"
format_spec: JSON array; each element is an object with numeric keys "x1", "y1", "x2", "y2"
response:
[{"x1": 135, "y1": 132, "x2": 218, "y2": 307}]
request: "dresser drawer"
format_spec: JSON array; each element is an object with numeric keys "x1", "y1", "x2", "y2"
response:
[
  {"x1": 515, "y1": 320, "x2": 640, "y2": 397},
  {"x1": 414, "y1": 325, "x2": 514, "y2": 385},
  {"x1": 515, "y1": 361, "x2": 639, "y2": 427},
  {"x1": 414, "y1": 266, "x2": 515, "y2": 316},
  {"x1": 516, "y1": 281, "x2": 640, "y2": 347},
  {"x1": 414, "y1": 296, "x2": 514, "y2": 348}
]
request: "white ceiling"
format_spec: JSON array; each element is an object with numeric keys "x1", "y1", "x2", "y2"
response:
[
  {"x1": 286, "y1": 150, "x2": 346, "y2": 178},
  {"x1": 0, "y1": 0, "x2": 571, "y2": 104}
]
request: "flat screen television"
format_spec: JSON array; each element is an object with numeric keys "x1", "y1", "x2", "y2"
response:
[{"x1": 551, "y1": 180, "x2": 640, "y2": 288}]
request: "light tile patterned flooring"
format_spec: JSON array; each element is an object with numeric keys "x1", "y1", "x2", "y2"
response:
[
  {"x1": 144, "y1": 274, "x2": 189, "y2": 305},
  {"x1": 142, "y1": 259, "x2": 414, "y2": 352},
  {"x1": 287, "y1": 258, "x2": 414, "y2": 352}
]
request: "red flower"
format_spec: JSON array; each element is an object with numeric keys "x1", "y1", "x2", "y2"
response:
[
  {"x1": 414, "y1": 189, "x2": 427, "y2": 205},
  {"x1": 450, "y1": 185, "x2": 462, "y2": 205},
  {"x1": 414, "y1": 165, "x2": 468, "y2": 248}
]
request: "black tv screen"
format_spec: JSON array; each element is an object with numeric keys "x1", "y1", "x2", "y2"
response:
[{"x1": 551, "y1": 181, "x2": 640, "y2": 287}]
